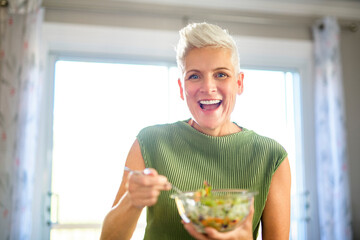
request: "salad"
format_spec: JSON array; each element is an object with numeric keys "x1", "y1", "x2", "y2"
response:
[{"x1": 184, "y1": 181, "x2": 250, "y2": 232}]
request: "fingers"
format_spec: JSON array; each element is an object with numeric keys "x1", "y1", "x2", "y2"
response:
[
  {"x1": 204, "y1": 223, "x2": 252, "y2": 240},
  {"x1": 130, "y1": 169, "x2": 169, "y2": 187},
  {"x1": 184, "y1": 198, "x2": 255, "y2": 240},
  {"x1": 182, "y1": 222, "x2": 210, "y2": 240},
  {"x1": 142, "y1": 168, "x2": 153, "y2": 175},
  {"x1": 242, "y1": 198, "x2": 255, "y2": 229},
  {"x1": 249, "y1": 197, "x2": 255, "y2": 215},
  {"x1": 126, "y1": 168, "x2": 171, "y2": 208}
]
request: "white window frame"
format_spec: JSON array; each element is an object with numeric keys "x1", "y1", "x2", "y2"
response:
[{"x1": 37, "y1": 22, "x2": 319, "y2": 240}]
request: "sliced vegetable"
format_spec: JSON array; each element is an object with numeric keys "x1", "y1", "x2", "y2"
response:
[{"x1": 185, "y1": 182, "x2": 250, "y2": 232}]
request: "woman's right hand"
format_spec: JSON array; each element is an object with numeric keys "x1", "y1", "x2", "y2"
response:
[
  {"x1": 183, "y1": 198, "x2": 255, "y2": 240},
  {"x1": 126, "y1": 168, "x2": 171, "y2": 208}
]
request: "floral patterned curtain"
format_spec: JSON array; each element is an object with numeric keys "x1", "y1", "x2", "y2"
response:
[
  {"x1": 0, "y1": 0, "x2": 43, "y2": 239},
  {"x1": 313, "y1": 17, "x2": 352, "y2": 240}
]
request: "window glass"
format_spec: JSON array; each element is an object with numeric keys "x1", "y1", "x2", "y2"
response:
[{"x1": 51, "y1": 61, "x2": 169, "y2": 239}]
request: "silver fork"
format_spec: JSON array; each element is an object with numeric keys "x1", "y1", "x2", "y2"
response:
[{"x1": 124, "y1": 166, "x2": 183, "y2": 195}]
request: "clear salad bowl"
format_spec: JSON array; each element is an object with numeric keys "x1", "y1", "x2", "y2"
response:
[{"x1": 171, "y1": 189, "x2": 257, "y2": 233}]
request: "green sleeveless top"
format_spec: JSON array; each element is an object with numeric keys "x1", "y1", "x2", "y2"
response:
[{"x1": 137, "y1": 120, "x2": 287, "y2": 240}]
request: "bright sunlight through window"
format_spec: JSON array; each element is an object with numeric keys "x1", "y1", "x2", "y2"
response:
[{"x1": 50, "y1": 60, "x2": 304, "y2": 240}]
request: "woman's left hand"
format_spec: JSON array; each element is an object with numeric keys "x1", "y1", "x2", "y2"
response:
[{"x1": 182, "y1": 199, "x2": 254, "y2": 240}]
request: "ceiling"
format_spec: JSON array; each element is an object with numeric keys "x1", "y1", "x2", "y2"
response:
[{"x1": 42, "y1": 0, "x2": 360, "y2": 21}]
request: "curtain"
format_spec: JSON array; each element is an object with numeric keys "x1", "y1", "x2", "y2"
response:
[
  {"x1": 313, "y1": 17, "x2": 352, "y2": 240},
  {"x1": 0, "y1": 0, "x2": 43, "y2": 239}
]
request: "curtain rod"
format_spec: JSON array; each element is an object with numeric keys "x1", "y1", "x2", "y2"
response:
[
  {"x1": 186, "y1": 14, "x2": 359, "y2": 33},
  {"x1": 0, "y1": 0, "x2": 42, "y2": 13},
  {"x1": 339, "y1": 22, "x2": 358, "y2": 33},
  {"x1": 315, "y1": 21, "x2": 358, "y2": 33},
  {"x1": 316, "y1": 19, "x2": 358, "y2": 33},
  {"x1": 0, "y1": 0, "x2": 9, "y2": 8}
]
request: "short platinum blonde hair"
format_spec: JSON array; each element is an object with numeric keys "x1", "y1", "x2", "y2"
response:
[{"x1": 176, "y1": 22, "x2": 240, "y2": 75}]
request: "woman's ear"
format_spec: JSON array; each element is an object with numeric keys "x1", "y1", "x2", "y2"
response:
[
  {"x1": 178, "y1": 78, "x2": 184, "y2": 100},
  {"x1": 237, "y1": 72, "x2": 244, "y2": 95}
]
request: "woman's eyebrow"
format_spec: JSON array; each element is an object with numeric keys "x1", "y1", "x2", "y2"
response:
[
  {"x1": 185, "y1": 69, "x2": 201, "y2": 74},
  {"x1": 186, "y1": 67, "x2": 231, "y2": 73},
  {"x1": 214, "y1": 67, "x2": 231, "y2": 71},
  {"x1": 187, "y1": 69, "x2": 201, "y2": 72}
]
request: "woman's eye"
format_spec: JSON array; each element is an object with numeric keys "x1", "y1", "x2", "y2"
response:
[
  {"x1": 216, "y1": 73, "x2": 227, "y2": 78},
  {"x1": 188, "y1": 74, "x2": 199, "y2": 80}
]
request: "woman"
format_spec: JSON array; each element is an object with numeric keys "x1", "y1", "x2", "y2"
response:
[{"x1": 100, "y1": 22, "x2": 291, "y2": 240}]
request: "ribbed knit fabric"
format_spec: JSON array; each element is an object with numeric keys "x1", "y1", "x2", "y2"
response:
[{"x1": 137, "y1": 120, "x2": 287, "y2": 240}]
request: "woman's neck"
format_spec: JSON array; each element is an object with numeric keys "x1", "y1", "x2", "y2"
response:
[{"x1": 188, "y1": 119, "x2": 241, "y2": 137}]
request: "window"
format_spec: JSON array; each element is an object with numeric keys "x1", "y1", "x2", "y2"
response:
[{"x1": 49, "y1": 60, "x2": 305, "y2": 240}]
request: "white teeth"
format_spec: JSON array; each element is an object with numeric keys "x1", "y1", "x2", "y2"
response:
[{"x1": 199, "y1": 100, "x2": 221, "y2": 105}]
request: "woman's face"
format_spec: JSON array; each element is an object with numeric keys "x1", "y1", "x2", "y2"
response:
[{"x1": 178, "y1": 46, "x2": 244, "y2": 135}]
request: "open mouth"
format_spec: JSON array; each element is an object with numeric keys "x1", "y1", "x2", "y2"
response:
[{"x1": 199, "y1": 100, "x2": 222, "y2": 110}]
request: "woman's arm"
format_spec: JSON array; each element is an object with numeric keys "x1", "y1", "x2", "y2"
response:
[
  {"x1": 100, "y1": 140, "x2": 170, "y2": 240},
  {"x1": 261, "y1": 157, "x2": 291, "y2": 240}
]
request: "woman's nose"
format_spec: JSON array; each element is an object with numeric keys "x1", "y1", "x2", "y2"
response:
[{"x1": 200, "y1": 76, "x2": 217, "y2": 93}]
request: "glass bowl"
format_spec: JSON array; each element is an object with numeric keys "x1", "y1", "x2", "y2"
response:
[{"x1": 171, "y1": 189, "x2": 257, "y2": 233}]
